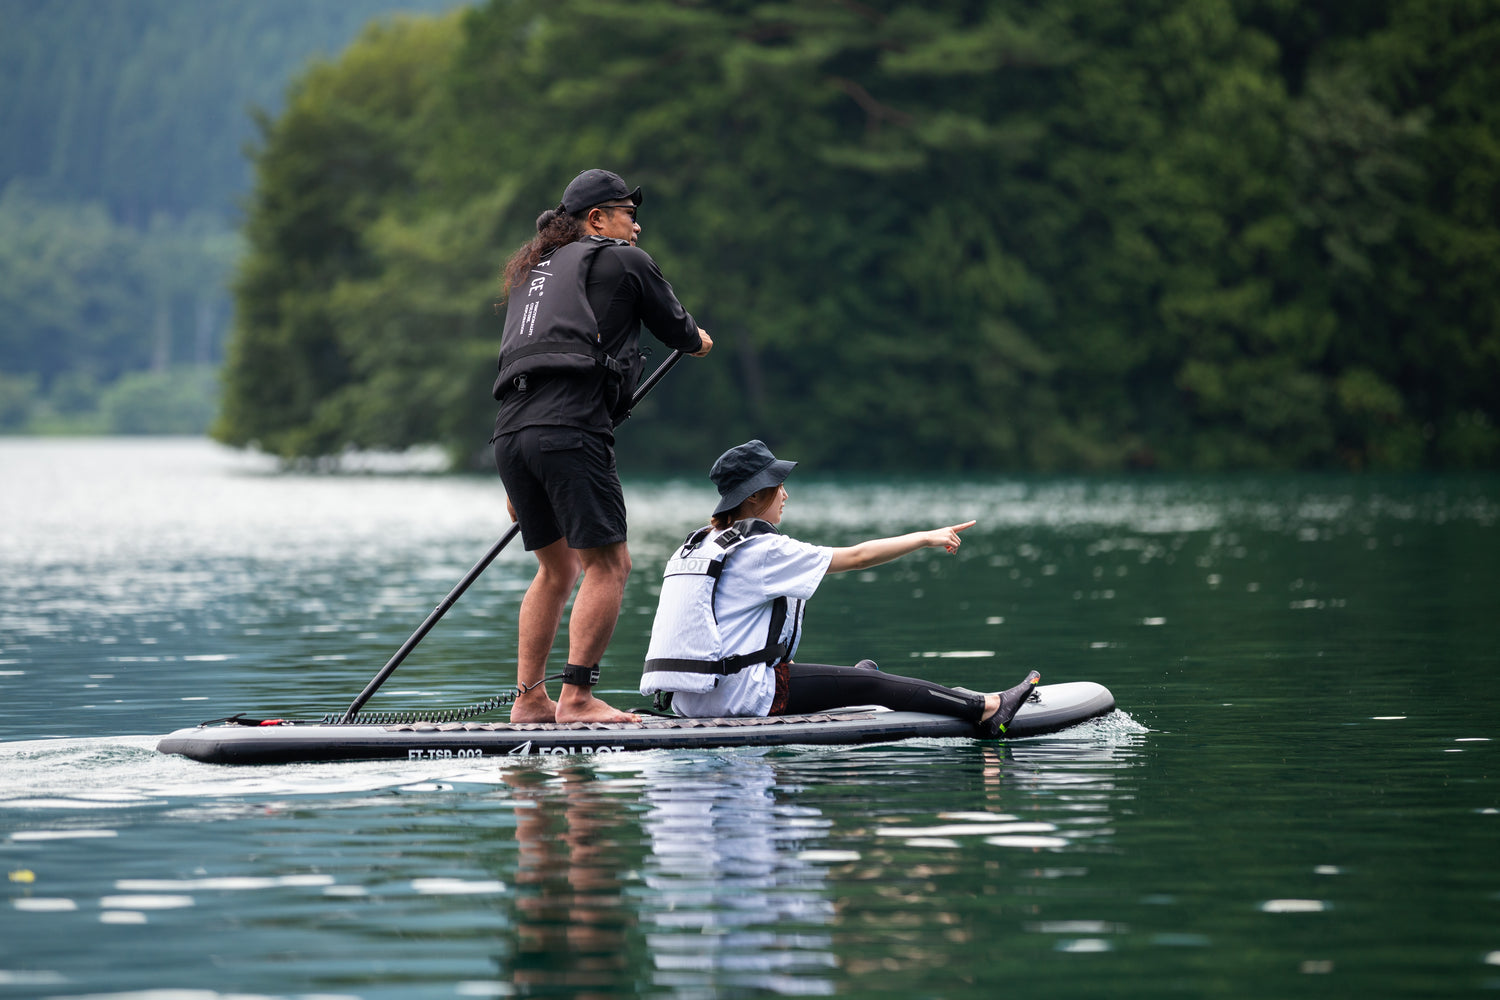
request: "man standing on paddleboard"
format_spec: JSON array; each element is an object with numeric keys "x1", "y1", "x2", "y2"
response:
[{"x1": 492, "y1": 169, "x2": 712, "y2": 724}]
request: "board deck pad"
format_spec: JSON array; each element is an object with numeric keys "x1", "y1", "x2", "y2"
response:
[{"x1": 157, "y1": 681, "x2": 1116, "y2": 765}]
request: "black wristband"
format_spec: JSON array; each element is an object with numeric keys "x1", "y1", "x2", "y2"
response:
[{"x1": 561, "y1": 663, "x2": 600, "y2": 687}]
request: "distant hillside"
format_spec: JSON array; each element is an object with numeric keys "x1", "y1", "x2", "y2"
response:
[
  {"x1": 0, "y1": 0, "x2": 466, "y2": 225},
  {"x1": 0, "y1": 0, "x2": 468, "y2": 435}
]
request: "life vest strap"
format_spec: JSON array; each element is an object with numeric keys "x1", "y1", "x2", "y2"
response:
[
  {"x1": 643, "y1": 640, "x2": 789, "y2": 677},
  {"x1": 501, "y1": 340, "x2": 624, "y2": 378}
]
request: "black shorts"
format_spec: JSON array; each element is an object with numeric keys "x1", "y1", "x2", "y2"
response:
[{"x1": 494, "y1": 426, "x2": 627, "y2": 551}]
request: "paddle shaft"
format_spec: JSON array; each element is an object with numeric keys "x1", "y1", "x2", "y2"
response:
[{"x1": 340, "y1": 348, "x2": 687, "y2": 721}]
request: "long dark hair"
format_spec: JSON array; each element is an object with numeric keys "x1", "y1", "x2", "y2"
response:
[
  {"x1": 501, "y1": 205, "x2": 586, "y2": 298},
  {"x1": 710, "y1": 487, "x2": 777, "y2": 530}
]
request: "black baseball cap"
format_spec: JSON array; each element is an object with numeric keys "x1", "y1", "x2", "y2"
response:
[{"x1": 560, "y1": 169, "x2": 643, "y2": 215}]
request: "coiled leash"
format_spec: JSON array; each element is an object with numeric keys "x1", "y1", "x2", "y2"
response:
[{"x1": 202, "y1": 674, "x2": 567, "y2": 728}]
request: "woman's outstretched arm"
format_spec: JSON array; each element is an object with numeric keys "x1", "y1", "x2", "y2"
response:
[{"x1": 827, "y1": 520, "x2": 975, "y2": 573}]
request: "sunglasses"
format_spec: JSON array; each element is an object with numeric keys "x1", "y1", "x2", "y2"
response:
[{"x1": 597, "y1": 204, "x2": 638, "y2": 221}]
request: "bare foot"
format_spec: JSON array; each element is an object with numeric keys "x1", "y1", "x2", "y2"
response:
[
  {"x1": 510, "y1": 686, "x2": 558, "y2": 724},
  {"x1": 555, "y1": 687, "x2": 639, "y2": 724}
]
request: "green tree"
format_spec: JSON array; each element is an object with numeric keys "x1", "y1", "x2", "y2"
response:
[
  {"x1": 0, "y1": 0, "x2": 464, "y2": 437},
  {"x1": 0, "y1": 186, "x2": 155, "y2": 386},
  {"x1": 1352, "y1": 0, "x2": 1500, "y2": 467},
  {"x1": 216, "y1": 0, "x2": 1500, "y2": 472},
  {"x1": 0, "y1": 372, "x2": 39, "y2": 431},
  {"x1": 214, "y1": 12, "x2": 468, "y2": 458},
  {"x1": 100, "y1": 365, "x2": 220, "y2": 435}
]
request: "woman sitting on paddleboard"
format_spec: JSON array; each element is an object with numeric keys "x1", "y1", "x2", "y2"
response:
[{"x1": 641, "y1": 439, "x2": 1039, "y2": 736}]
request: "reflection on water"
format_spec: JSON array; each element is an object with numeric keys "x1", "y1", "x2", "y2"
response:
[
  {"x1": 639, "y1": 755, "x2": 837, "y2": 995},
  {"x1": 475, "y1": 732, "x2": 1150, "y2": 998},
  {"x1": 0, "y1": 733, "x2": 1149, "y2": 997},
  {"x1": 2, "y1": 439, "x2": 1498, "y2": 998},
  {"x1": 503, "y1": 767, "x2": 635, "y2": 996}
]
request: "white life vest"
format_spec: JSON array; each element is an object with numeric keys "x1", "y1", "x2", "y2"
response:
[{"x1": 640, "y1": 519, "x2": 789, "y2": 697}]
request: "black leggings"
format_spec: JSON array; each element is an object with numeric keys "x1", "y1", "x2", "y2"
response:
[{"x1": 779, "y1": 663, "x2": 985, "y2": 722}]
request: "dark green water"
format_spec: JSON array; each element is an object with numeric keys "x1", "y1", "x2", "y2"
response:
[{"x1": 2, "y1": 439, "x2": 1497, "y2": 998}]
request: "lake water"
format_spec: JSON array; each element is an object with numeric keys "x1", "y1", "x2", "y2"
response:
[{"x1": 1, "y1": 437, "x2": 1497, "y2": 999}]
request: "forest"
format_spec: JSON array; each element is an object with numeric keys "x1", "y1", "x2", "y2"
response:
[
  {"x1": 0, "y1": 0, "x2": 460, "y2": 434},
  {"x1": 6, "y1": 0, "x2": 1498, "y2": 471}
]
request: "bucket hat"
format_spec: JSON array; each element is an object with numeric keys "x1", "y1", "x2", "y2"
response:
[{"x1": 710, "y1": 439, "x2": 796, "y2": 515}]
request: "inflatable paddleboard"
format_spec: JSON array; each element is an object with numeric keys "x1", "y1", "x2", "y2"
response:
[{"x1": 157, "y1": 681, "x2": 1115, "y2": 765}]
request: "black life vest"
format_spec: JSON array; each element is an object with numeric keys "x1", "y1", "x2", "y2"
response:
[{"x1": 492, "y1": 236, "x2": 638, "y2": 408}]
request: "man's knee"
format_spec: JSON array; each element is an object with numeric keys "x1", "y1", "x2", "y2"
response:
[
  {"x1": 533, "y1": 542, "x2": 583, "y2": 592},
  {"x1": 580, "y1": 542, "x2": 631, "y2": 584}
]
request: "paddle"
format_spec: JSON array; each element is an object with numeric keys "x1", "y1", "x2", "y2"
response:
[{"x1": 339, "y1": 348, "x2": 688, "y2": 722}]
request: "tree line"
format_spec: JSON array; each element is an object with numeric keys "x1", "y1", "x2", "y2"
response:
[
  {"x1": 200, "y1": 1, "x2": 1500, "y2": 470},
  {"x1": 0, "y1": 0, "x2": 461, "y2": 434}
]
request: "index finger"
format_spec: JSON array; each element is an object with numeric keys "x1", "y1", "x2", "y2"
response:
[{"x1": 951, "y1": 520, "x2": 978, "y2": 534}]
